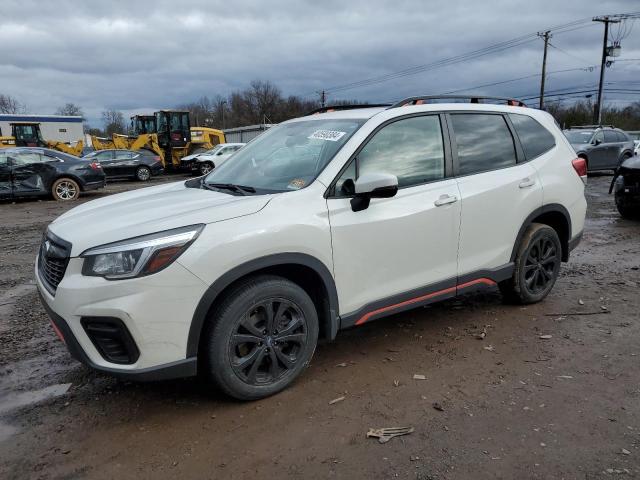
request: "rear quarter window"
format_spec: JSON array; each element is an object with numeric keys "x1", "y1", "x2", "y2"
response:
[
  {"x1": 450, "y1": 113, "x2": 517, "y2": 175},
  {"x1": 509, "y1": 114, "x2": 556, "y2": 160}
]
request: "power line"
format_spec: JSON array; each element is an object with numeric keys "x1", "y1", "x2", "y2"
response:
[{"x1": 306, "y1": 15, "x2": 609, "y2": 97}]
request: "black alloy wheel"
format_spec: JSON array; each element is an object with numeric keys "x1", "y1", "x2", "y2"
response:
[
  {"x1": 500, "y1": 223, "x2": 562, "y2": 304},
  {"x1": 204, "y1": 275, "x2": 318, "y2": 400},
  {"x1": 229, "y1": 298, "x2": 307, "y2": 385},
  {"x1": 522, "y1": 236, "x2": 558, "y2": 294}
]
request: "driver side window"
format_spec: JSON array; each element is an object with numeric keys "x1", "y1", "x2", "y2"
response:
[
  {"x1": 334, "y1": 115, "x2": 445, "y2": 195},
  {"x1": 593, "y1": 131, "x2": 604, "y2": 144}
]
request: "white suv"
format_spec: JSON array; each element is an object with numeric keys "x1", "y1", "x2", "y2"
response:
[{"x1": 36, "y1": 96, "x2": 587, "y2": 400}]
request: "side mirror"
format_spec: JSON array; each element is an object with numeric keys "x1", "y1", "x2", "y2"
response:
[
  {"x1": 593, "y1": 139, "x2": 602, "y2": 146},
  {"x1": 349, "y1": 172, "x2": 399, "y2": 212}
]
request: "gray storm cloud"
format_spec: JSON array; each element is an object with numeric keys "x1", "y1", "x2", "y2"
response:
[{"x1": 1, "y1": 0, "x2": 638, "y2": 125}]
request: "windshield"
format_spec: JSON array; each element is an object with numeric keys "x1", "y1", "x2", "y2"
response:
[
  {"x1": 205, "y1": 145, "x2": 224, "y2": 155},
  {"x1": 564, "y1": 130, "x2": 594, "y2": 144},
  {"x1": 203, "y1": 119, "x2": 364, "y2": 192}
]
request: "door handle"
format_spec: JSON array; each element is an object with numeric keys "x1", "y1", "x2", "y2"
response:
[
  {"x1": 519, "y1": 177, "x2": 535, "y2": 188},
  {"x1": 434, "y1": 194, "x2": 458, "y2": 206}
]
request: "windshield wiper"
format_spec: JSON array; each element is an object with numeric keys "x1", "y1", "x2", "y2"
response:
[{"x1": 203, "y1": 182, "x2": 256, "y2": 195}]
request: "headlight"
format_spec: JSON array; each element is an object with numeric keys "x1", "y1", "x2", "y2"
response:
[{"x1": 80, "y1": 224, "x2": 204, "y2": 279}]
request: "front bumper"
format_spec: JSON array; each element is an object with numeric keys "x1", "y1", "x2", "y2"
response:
[{"x1": 36, "y1": 252, "x2": 208, "y2": 380}]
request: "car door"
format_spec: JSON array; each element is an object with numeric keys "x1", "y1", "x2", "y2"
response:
[
  {"x1": 326, "y1": 114, "x2": 461, "y2": 323},
  {"x1": 602, "y1": 130, "x2": 621, "y2": 169},
  {"x1": 588, "y1": 130, "x2": 608, "y2": 170},
  {"x1": 94, "y1": 150, "x2": 116, "y2": 176},
  {"x1": 0, "y1": 152, "x2": 11, "y2": 198},
  {"x1": 10, "y1": 151, "x2": 58, "y2": 196},
  {"x1": 113, "y1": 150, "x2": 136, "y2": 176},
  {"x1": 448, "y1": 112, "x2": 543, "y2": 278}
]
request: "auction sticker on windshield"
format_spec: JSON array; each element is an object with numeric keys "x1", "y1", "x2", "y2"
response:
[{"x1": 308, "y1": 130, "x2": 347, "y2": 142}]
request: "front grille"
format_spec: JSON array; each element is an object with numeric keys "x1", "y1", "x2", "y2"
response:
[
  {"x1": 38, "y1": 233, "x2": 71, "y2": 295},
  {"x1": 81, "y1": 318, "x2": 140, "y2": 364}
]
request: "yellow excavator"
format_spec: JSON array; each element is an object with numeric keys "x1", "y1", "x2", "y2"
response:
[
  {"x1": 0, "y1": 122, "x2": 84, "y2": 156},
  {"x1": 90, "y1": 111, "x2": 225, "y2": 168}
]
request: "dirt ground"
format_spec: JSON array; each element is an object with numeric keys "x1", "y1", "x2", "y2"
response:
[{"x1": 1, "y1": 174, "x2": 639, "y2": 479}]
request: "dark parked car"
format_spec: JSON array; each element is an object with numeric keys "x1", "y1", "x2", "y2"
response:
[
  {"x1": 0, "y1": 147, "x2": 105, "y2": 201},
  {"x1": 83, "y1": 149, "x2": 163, "y2": 181},
  {"x1": 564, "y1": 126, "x2": 635, "y2": 172},
  {"x1": 610, "y1": 154, "x2": 640, "y2": 219}
]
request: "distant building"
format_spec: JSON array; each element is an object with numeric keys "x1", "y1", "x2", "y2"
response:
[
  {"x1": 0, "y1": 114, "x2": 84, "y2": 143},
  {"x1": 223, "y1": 124, "x2": 274, "y2": 143}
]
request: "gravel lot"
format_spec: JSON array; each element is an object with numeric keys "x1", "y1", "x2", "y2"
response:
[{"x1": 1, "y1": 174, "x2": 639, "y2": 479}]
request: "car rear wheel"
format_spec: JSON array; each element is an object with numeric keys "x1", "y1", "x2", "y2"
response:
[
  {"x1": 135, "y1": 166, "x2": 151, "y2": 182},
  {"x1": 499, "y1": 223, "x2": 562, "y2": 304},
  {"x1": 52, "y1": 178, "x2": 80, "y2": 201},
  {"x1": 204, "y1": 275, "x2": 319, "y2": 400},
  {"x1": 199, "y1": 162, "x2": 214, "y2": 176}
]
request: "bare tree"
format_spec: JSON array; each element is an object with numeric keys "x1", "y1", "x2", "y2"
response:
[
  {"x1": 102, "y1": 110, "x2": 126, "y2": 136},
  {"x1": 55, "y1": 103, "x2": 84, "y2": 117},
  {"x1": 0, "y1": 94, "x2": 25, "y2": 114}
]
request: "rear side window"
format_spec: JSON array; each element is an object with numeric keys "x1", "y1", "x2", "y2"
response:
[
  {"x1": 509, "y1": 114, "x2": 556, "y2": 160},
  {"x1": 356, "y1": 115, "x2": 445, "y2": 188},
  {"x1": 450, "y1": 114, "x2": 516, "y2": 175},
  {"x1": 604, "y1": 130, "x2": 618, "y2": 143},
  {"x1": 616, "y1": 131, "x2": 629, "y2": 142}
]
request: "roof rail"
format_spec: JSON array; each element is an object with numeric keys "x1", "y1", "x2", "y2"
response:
[
  {"x1": 390, "y1": 95, "x2": 527, "y2": 108},
  {"x1": 568, "y1": 124, "x2": 615, "y2": 129},
  {"x1": 306, "y1": 104, "x2": 392, "y2": 116}
]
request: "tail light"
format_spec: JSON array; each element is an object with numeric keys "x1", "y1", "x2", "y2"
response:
[
  {"x1": 89, "y1": 161, "x2": 102, "y2": 170},
  {"x1": 153, "y1": 156, "x2": 161, "y2": 163},
  {"x1": 572, "y1": 157, "x2": 587, "y2": 184}
]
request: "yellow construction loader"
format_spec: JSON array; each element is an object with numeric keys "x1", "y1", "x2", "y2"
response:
[
  {"x1": 89, "y1": 111, "x2": 225, "y2": 168},
  {"x1": 0, "y1": 122, "x2": 84, "y2": 156}
]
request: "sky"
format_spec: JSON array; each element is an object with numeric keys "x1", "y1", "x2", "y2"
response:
[{"x1": 1, "y1": 0, "x2": 638, "y2": 127}]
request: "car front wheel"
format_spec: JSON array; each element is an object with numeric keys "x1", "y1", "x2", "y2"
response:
[
  {"x1": 199, "y1": 162, "x2": 214, "y2": 176},
  {"x1": 52, "y1": 177, "x2": 80, "y2": 201},
  {"x1": 500, "y1": 223, "x2": 562, "y2": 304},
  {"x1": 204, "y1": 275, "x2": 319, "y2": 400}
]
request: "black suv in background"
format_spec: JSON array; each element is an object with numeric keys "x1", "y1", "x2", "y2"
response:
[
  {"x1": 83, "y1": 149, "x2": 163, "y2": 181},
  {"x1": 0, "y1": 147, "x2": 105, "y2": 201},
  {"x1": 563, "y1": 125, "x2": 635, "y2": 172}
]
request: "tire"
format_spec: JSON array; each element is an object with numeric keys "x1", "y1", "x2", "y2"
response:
[
  {"x1": 135, "y1": 166, "x2": 151, "y2": 182},
  {"x1": 198, "y1": 161, "x2": 214, "y2": 176},
  {"x1": 51, "y1": 177, "x2": 80, "y2": 201},
  {"x1": 499, "y1": 223, "x2": 562, "y2": 304},
  {"x1": 204, "y1": 275, "x2": 319, "y2": 400},
  {"x1": 616, "y1": 202, "x2": 640, "y2": 220}
]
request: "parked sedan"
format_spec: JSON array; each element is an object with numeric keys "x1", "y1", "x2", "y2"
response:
[
  {"x1": 83, "y1": 149, "x2": 163, "y2": 181},
  {"x1": 180, "y1": 143, "x2": 245, "y2": 175},
  {"x1": 564, "y1": 126, "x2": 635, "y2": 172},
  {"x1": 0, "y1": 147, "x2": 105, "y2": 201}
]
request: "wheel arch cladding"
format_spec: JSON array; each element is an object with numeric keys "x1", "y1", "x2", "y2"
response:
[
  {"x1": 511, "y1": 204, "x2": 572, "y2": 262},
  {"x1": 187, "y1": 253, "x2": 339, "y2": 358}
]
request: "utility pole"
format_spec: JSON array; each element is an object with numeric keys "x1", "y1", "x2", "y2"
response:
[
  {"x1": 538, "y1": 31, "x2": 551, "y2": 110},
  {"x1": 221, "y1": 100, "x2": 227, "y2": 130},
  {"x1": 593, "y1": 16, "x2": 620, "y2": 124},
  {"x1": 320, "y1": 90, "x2": 326, "y2": 108}
]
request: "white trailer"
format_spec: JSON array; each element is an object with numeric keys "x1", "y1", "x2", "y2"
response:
[
  {"x1": 0, "y1": 114, "x2": 84, "y2": 143},
  {"x1": 223, "y1": 124, "x2": 274, "y2": 143}
]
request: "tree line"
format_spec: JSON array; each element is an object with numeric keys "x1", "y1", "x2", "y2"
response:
[{"x1": 2, "y1": 84, "x2": 639, "y2": 139}]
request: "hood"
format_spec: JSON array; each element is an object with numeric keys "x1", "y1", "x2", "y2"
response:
[
  {"x1": 181, "y1": 153, "x2": 201, "y2": 161},
  {"x1": 620, "y1": 155, "x2": 640, "y2": 172},
  {"x1": 49, "y1": 180, "x2": 272, "y2": 256}
]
